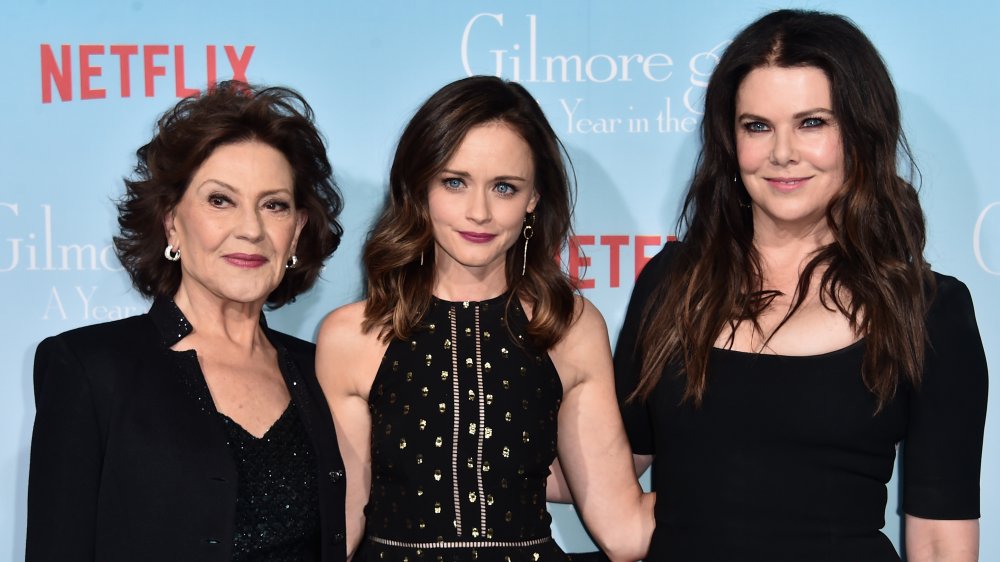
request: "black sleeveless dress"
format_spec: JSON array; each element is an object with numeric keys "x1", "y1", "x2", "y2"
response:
[{"x1": 365, "y1": 294, "x2": 570, "y2": 561}]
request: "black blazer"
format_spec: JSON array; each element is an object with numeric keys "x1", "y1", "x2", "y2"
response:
[{"x1": 26, "y1": 299, "x2": 347, "y2": 562}]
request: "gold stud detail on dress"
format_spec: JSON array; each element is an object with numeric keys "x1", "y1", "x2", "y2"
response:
[
  {"x1": 392, "y1": 360, "x2": 399, "y2": 371},
  {"x1": 468, "y1": 422, "x2": 477, "y2": 435},
  {"x1": 468, "y1": 389, "x2": 475, "y2": 400},
  {"x1": 417, "y1": 486, "x2": 424, "y2": 495},
  {"x1": 416, "y1": 454, "x2": 424, "y2": 465},
  {"x1": 438, "y1": 403, "x2": 447, "y2": 413},
  {"x1": 434, "y1": 502, "x2": 441, "y2": 514},
  {"x1": 421, "y1": 386, "x2": 429, "y2": 398},
  {"x1": 484, "y1": 331, "x2": 491, "y2": 341},
  {"x1": 504, "y1": 411, "x2": 512, "y2": 422},
  {"x1": 405, "y1": 371, "x2": 413, "y2": 382},
  {"x1": 428, "y1": 323, "x2": 436, "y2": 333},
  {"x1": 501, "y1": 347, "x2": 509, "y2": 358},
  {"x1": 471, "y1": 527, "x2": 480, "y2": 538},
  {"x1": 402, "y1": 405, "x2": 410, "y2": 415},
  {"x1": 484, "y1": 362, "x2": 492, "y2": 373},
  {"x1": 435, "y1": 436, "x2": 443, "y2": 447},
  {"x1": 484, "y1": 427, "x2": 493, "y2": 439},
  {"x1": 424, "y1": 354, "x2": 433, "y2": 366},
  {"x1": 467, "y1": 457, "x2": 474, "y2": 469},
  {"x1": 444, "y1": 339, "x2": 451, "y2": 350},
  {"x1": 464, "y1": 327, "x2": 472, "y2": 336},
  {"x1": 469, "y1": 491, "x2": 477, "y2": 503},
  {"x1": 503, "y1": 380, "x2": 510, "y2": 389},
  {"x1": 410, "y1": 340, "x2": 417, "y2": 350},
  {"x1": 399, "y1": 438, "x2": 407, "y2": 449},
  {"x1": 505, "y1": 511, "x2": 513, "y2": 522},
  {"x1": 465, "y1": 357, "x2": 474, "y2": 368},
  {"x1": 483, "y1": 461, "x2": 491, "y2": 472},
  {"x1": 418, "y1": 419, "x2": 427, "y2": 430},
  {"x1": 433, "y1": 469, "x2": 442, "y2": 481},
  {"x1": 533, "y1": 553, "x2": 541, "y2": 561},
  {"x1": 462, "y1": 301, "x2": 470, "y2": 309},
  {"x1": 440, "y1": 370, "x2": 449, "y2": 381},
  {"x1": 502, "y1": 446, "x2": 510, "y2": 458},
  {"x1": 522, "y1": 431, "x2": 530, "y2": 443},
  {"x1": 487, "y1": 494, "x2": 494, "y2": 506},
  {"x1": 485, "y1": 394, "x2": 494, "y2": 405}
]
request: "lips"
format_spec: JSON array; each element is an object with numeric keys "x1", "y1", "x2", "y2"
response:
[
  {"x1": 459, "y1": 232, "x2": 497, "y2": 243},
  {"x1": 766, "y1": 176, "x2": 811, "y2": 192},
  {"x1": 224, "y1": 253, "x2": 269, "y2": 268}
]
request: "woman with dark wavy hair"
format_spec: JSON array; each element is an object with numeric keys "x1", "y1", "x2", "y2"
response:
[
  {"x1": 27, "y1": 82, "x2": 348, "y2": 561},
  {"x1": 615, "y1": 9, "x2": 987, "y2": 562},
  {"x1": 317, "y1": 75, "x2": 653, "y2": 562}
]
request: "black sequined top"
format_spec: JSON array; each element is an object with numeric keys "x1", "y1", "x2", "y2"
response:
[
  {"x1": 219, "y1": 403, "x2": 321, "y2": 561},
  {"x1": 365, "y1": 293, "x2": 570, "y2": 562},
  {"x1": 184, "y1": 339, "x2": 322, "y2": 560}
]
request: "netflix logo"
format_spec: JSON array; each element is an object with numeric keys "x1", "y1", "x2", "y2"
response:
[{"x1": 39, "y1": 44, "x2": 255, "y2": 103}]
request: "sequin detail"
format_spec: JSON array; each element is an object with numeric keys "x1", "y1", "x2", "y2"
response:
[{"x1": 366, "y1": 293, "x2": 567, "y2": 561}]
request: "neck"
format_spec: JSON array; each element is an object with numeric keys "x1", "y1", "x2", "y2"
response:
[
  {"x1": 172, "y1": 284, "x2": 267, "y2": 351},
  {"x1": 431, "y1": 260, "x2": 508, "y2": 302}
]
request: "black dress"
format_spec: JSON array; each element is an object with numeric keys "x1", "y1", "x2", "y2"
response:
[
  {"x1": 364, "y1": 294, "x2": 570, "y2": 561},
  {"x1": 615, "y1": 243, "x2": 988, "y2": 562}
]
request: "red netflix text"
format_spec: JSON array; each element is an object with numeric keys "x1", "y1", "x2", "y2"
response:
[
  {"x1": 40, "y1": 44, "x2": 255, "y2": 103},
  {"x1": 559, "y1": 234, "x2": 677, "y2": 289}
]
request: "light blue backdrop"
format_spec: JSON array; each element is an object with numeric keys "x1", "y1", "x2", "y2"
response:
[{"x1": 1, "y1": 1, "x2": 996, "y2": 559}]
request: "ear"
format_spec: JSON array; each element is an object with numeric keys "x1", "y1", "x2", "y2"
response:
[
  {"x1": 163, "y1": 208, "x2": 178, "y2": 247},
  {"x1": 526, "y1": 189, "x2": 540, "y2": 214},
  {"x1": 291, "y1": 210, "x2": 308, "y2": 253}
]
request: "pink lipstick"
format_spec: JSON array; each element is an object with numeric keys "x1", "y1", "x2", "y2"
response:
[
  {"x1": 224, "y1": 253, "x2": 268, "y2": 268},
  {"x1": 459, "y1": 232, "x2": 497, "y2": 243}
]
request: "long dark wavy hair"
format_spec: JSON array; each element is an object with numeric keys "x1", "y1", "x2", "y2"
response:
[
  {"x1": 363, "y1": 76, "x2": 576, "y2": 349},
  {"x1": 114, "y1": 81, "x2": 344, "y2": 308},
  {"x1": 633, "y1": 10, "x2": 933, "y2": 409}
]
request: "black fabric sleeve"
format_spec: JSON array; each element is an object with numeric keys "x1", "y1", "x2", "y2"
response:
[
  {"x1": 613, "y1": 242, "x2": 679, "y2": 456},
  {"x1": 26, "y1": 335, "x2": 102, "y2": 561},
  {"x1": 902, "y1": 275, "x2": 989, "y2": 519}
]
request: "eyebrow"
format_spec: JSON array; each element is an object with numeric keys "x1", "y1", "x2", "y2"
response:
[
  {"x1": 440, "y1": 168, "x2": 529, "y2": 182},
  {"x1": 738, "y1": 108, "x2": 835, "y2": 121},
  {"x1": 196, "y1": 179, "x2": 293, "y2": 198}
]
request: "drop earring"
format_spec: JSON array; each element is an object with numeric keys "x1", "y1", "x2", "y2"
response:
[{"x1": 521, "y1": 213, "x2": 535, "y2": 277}]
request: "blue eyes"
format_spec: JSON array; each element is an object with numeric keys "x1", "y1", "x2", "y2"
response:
[
  {"x1": 441, "y1": 178, "x2": 518, "y2": 197},
  {"x1": 495, "y1": 182, "x2": 515, "y2": 196},
  {"x1": 741, "y1": 117, "x2": 829, "y2": 133}
]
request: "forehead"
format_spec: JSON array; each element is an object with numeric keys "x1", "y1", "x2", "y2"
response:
[
  {"x1": 190, "y1": 140, "x2": 294, "y2": 189},
  {"x1": 445, "y1": 121, "x2": 534, "y2": 174},
  {"x1": 735, "y1": 65, "x2": 832, "y2": 114}
]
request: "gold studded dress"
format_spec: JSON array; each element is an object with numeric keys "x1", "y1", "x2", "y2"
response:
[{"x1": 365, "y1": 293, "x2": 569, "y2": 562}]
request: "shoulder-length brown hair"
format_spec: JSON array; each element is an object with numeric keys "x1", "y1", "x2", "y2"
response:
[
  {"x1": 363, "y1": 76, "x2": 576, "y2": 349},
  {"x1": 634, "y1": 10, "x2": 933, "y2": 409},
  {"x1": 114, "y1": 81, "x2": 344, "y2": 308}
]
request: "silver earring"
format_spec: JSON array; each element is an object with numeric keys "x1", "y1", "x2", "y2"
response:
[
  {"x1": 420, "y1": 251, "x2": 424, "y2": 267},
  {"x1": 286, "y1": 255, "x2": 298, "y2": 269},
  {"x1": 164, "y1": 244, "x2": 180, "y2": 262},
  {"x1": 521, "y1": 213, "x2": 535, "y2": 277}
]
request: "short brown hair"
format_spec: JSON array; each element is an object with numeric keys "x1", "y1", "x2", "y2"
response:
[{"x1": 114, "y1": 81, "x2": 344, "y2": 307}]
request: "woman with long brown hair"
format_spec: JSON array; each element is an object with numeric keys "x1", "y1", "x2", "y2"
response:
[
  {"x1": 615, "y1": 9, "x2": 987, "y2": 562},
  {"x1": 317, "y1": 75, "x2": 653, "y2": 562}
]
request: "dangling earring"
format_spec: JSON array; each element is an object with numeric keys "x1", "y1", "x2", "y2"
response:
[
  {"x1": 285, "y1": 255, "x2": 298, "y2": 269},
  {"x1": 164, "y1": 244, "x2": 180, "y2": 262},
  {"x1": 419, "y1": 251, "x2": 424, "y2": 267},
  {"x1": 521, "y1": 213, "x2": 535, "y2": 277}
]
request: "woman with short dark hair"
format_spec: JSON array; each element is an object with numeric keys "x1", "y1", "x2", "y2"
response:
[{"x1": 27, "y1": 81, "x2": 348, "y2": 562}]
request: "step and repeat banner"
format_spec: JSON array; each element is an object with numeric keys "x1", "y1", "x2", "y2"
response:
[{"x1": 2, "y1": 0, "x2": 996, "y2": 558}]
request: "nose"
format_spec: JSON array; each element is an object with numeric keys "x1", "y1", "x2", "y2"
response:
[
  {"x1": 465, "y1": 187, "x2": 492, "y2": 224},
  {"x1": 236, "y1": 205, "x2": 266, "y2": 242},
  {"x1": 769, "y1": 127, "x2": 799, "y2": 166}
]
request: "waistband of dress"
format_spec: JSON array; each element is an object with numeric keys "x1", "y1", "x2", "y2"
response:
[{"x1": 368, "y1": 535, "x2": 551, "y2": 549}]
